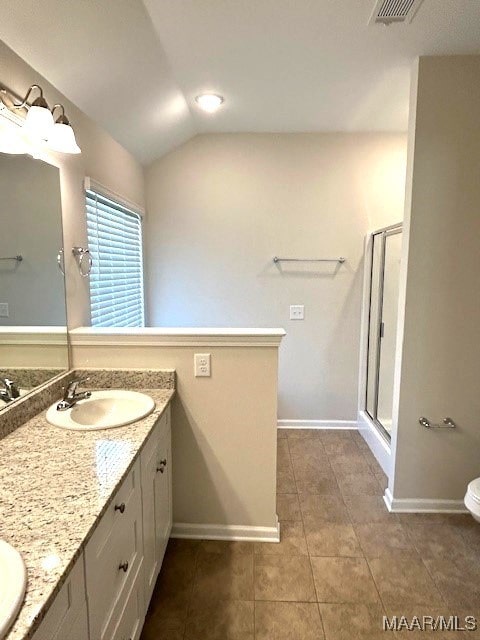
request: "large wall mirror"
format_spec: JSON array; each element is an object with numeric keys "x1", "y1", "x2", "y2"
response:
[{"x1": 0, "y1": 152, "x2": 68, "y2": 409}]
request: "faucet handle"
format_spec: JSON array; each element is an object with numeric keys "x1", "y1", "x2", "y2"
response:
[
  {"x1": 63, "y1": 376, "x2": 90, "y2": 399},
  {"x1": 68, "y1": 376, "x2": 90, "y2": 390},
  {"x1": 58, "y1": 376, "x2": 91, "y2": 410}
]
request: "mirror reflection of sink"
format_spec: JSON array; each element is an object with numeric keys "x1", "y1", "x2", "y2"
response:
[
  {"x1": 0, "y1": 539, "x2": 27, "y2": 639},
  {"x1": 0, "y1": 390, "x2": 29, "y2": 406},
  {"x1": 46, "y1": 390, "x2": 155, "y2": 431}
]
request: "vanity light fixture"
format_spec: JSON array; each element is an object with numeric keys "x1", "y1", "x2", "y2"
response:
[
  {"x1": 195, "y1": 93, "x2": 224, "y2": 113},
  {"x1": 49, "y1": 104, "x2": 81, "y2": 154},
  {"x1": 0, "y1": 83, "x2": 82, "y2": 155}
]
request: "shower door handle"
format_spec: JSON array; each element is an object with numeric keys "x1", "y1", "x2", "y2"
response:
[{"x1": 380, "y1": 322, "x2": 385, "y2": 338}]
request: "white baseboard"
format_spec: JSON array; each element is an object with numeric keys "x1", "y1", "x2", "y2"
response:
[
  {"x1": 384, "y1": 488, "x2": 468, "y2": 513},
  {"x1": 171, "y1": 518, "x2": 280, "y2": 542},
  {"x1": 277, "y1": 419, "x2": 357, "y2": 430},
  {"x1": 357, "y1": 411, "x2": 391, "y2": 476}
]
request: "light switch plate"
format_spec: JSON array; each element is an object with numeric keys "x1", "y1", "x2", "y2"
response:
[
  {"x1": 290, "y1": 305, "x2": 304, "y2": 320},
  {"x1": 194, "y1": 353, "x2": 211, "y2": 377},
  {"x1": 0, "y1": 303, "x2": 9, "y2": 318}
]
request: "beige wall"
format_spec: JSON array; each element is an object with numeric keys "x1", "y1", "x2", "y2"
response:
[
  {"x1": 391, "y1": 56, "x2": 480, "y2": 503},
  {"x1": 0, "y1": 40, "x2": 145, "y2": 329},
  {"x1": 71, "y1": 333, "x2": 279, "y2": 530},
  {"x1": 0, "y1": 330, "x2": 68, "y2": 368},
  {"x1": 145, "y1": 133, "x2": 407, "y2": 421}
]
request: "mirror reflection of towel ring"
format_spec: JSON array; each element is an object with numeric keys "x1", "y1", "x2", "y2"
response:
[
  {"x1": 57, "y1": 248, "x2": 65, "y2": 275},
  {"x1": 72, "y1": 246, "x2": 92, "y2": 277}
]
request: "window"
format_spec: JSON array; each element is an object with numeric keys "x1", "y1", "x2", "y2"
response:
[{"x1": 86, "y1": 189, "x2": 145, "y2": 327}]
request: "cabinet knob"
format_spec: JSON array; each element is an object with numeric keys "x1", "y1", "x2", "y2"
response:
[
  {"x1": 118, "y1": 561, "x2": 129, "y2": 573},
  {"x1": 156, "y1": 459, "x2": 167, "y2": 473},
  {"x1": 114, "y1": 502, "x2": 126, "y2": 514}
]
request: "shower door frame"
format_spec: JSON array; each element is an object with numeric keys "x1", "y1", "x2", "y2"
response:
[{"x1": 364, "y1": 222, "x2": 402, "y2": 442}]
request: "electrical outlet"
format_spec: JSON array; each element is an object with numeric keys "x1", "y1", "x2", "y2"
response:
[
  {"x1": 289, "y1": 304, "x2": 304, "y2": 320},
  {"x1": 0, "y1": 303, "x2": 9, "y2": 318},
  {"x1": 194, "y1": 353, "x2": 211, "y2": 377}
]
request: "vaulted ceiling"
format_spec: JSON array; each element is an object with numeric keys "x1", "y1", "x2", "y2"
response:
[{"x1": 1, "y1": 0, "x2": 479, "y2": 165}]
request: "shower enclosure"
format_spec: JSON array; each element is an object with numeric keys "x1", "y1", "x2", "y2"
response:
[{"x1": 365, "y1": 224, "x2": 402, "y2": 441}]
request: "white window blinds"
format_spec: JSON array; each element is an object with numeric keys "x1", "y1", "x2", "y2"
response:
[{"x1": 86, "y1": 189, "x2": 145, "y2": 327}]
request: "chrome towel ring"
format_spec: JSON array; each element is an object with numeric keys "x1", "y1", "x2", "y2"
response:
[{"x1": 72, "y1": 246, "x2": 92, "y2": 277}]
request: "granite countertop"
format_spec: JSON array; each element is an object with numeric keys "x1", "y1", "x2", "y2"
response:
[{"x1": 0, "y1": 388, "x2": 174, "y2": 640}]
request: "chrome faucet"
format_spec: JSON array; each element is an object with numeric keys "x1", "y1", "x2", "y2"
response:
[
  {"x1": 0, "y1": 378, "x2": 20, "y2": 403},
  {"x1": 57, "y1": 377, "x2": 92, "y2": 411}
]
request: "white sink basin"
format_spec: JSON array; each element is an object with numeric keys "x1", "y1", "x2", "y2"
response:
[
  {"x1": 0, "y1": 540, "x2": 27, "y2": 639},
  {"x1": 46, "y1": 390, "x2": 155, "y2": 431}
]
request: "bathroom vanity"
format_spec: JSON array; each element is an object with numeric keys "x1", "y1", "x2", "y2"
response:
[
  {"x1": 32, "y1": 406, "x2": 171, "y2": 640},
  {"x1": 0, "y1": 372, "x2": 174, "y2": 640}
]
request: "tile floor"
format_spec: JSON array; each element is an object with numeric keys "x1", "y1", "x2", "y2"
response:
[{"x1": 141, "y1": 428, "x2": 480, "y2": 639}]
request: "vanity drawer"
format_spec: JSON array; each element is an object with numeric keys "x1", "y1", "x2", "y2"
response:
[
  {"x1": 32, "y1": 553, "x2": 87, "y2": 640},
  {"x1": 85, "y1": 459, "x2": 144, "y2": 640},
  {"x1": 111, "y1": 562, "x2": 145, "y2": 640},
  {"x1": 90, "y1": 459, "x2": 140, "y2": 549}
]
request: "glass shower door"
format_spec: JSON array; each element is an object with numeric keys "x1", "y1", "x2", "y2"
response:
[
  {"x1": 365, "y1": 225, "x2": 402, "y2": 441},
  {"x1": 365, "y1": 233, "x2": 383, "y2": 419},
  {"x1": 376, "y1": 230, "x2": 402, "y2": 433}
]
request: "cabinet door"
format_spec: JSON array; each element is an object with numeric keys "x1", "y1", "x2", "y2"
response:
[
  {"x1": 141, "y1": 420, "x2": 162, "y2": 604},
  {"x1": 112, "y1": 562, "x2": 144, "y2": 640},
  {"x1": 31, "y1": 555, "x2": 88, "y2": 640},
  {"x1": 85, "y1": 461, "x2": 144, "y2": 640},
  {"x1": 54, "y1": 602, "x2": 89, "y2": 640},
  {"x1": 155, "y1": 411, "x2": 172, "y2": 565}
]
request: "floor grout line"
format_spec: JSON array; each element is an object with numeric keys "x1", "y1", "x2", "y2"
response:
[
  {"x1": 286, "y1": 433, "x2": 322, "y2": 608},
  {"x1": 287, "y1": 431, "x2": 329, "y2": 628},
  {"x1": 145, "y1": 430, "x2": 477, "y2": 638},
  {"x1": 181, "y1": 541, "x2": 201, "y2": 640}
]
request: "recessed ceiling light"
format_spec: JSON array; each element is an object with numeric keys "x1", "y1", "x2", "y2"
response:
[{"x1": 195, "y1": 94, "x2": 224, "y2": 113}]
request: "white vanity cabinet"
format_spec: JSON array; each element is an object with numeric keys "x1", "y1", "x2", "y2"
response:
[
  {"x1": 140, "y1": 405, "x2": 172, "y2": 605},
  {"x1": 31, "y1": 554, "x2": 88, "y2": 640},
  {"x1": 85, "y1": 458, "x2": 144, "y2": 640},
  {"x1": 29, "y1": 405, "x2": 172, "y2": 640}
]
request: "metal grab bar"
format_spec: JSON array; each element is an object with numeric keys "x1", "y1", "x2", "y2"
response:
[
  {"x1": 273, "y1": 256, "x2": 345, "y2": 264},
  {"x1": 419, "y1": 417, "x2": 457, "y2": 429},
  {"x1": 0, "y1": 255, "x2": 23, "y2": 262}
]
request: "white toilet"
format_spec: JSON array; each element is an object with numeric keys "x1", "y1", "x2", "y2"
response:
[{"x1": 464, "y1": 478, "x2": 480, "y2": 522}]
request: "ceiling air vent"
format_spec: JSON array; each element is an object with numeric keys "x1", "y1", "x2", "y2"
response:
[{"x1": 369, "y1": 0, "x2": 424, "y2": 25}]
